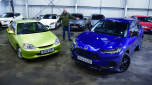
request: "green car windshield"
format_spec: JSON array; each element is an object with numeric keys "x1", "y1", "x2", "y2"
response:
[{"x1": 17, "y1": 22, "x2": 49, "y2": 34}]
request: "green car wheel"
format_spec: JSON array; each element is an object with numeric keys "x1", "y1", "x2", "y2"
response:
[{"x1": 17, "y1": 47, "x2": 23, "y2": 59}]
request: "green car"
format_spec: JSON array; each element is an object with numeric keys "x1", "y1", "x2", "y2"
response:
[{"x1": 7, "y1": 20, "x2": 61, "y2": 59}]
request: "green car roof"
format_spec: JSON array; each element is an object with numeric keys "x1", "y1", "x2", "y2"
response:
[{"x1": 16, "y1": 20, "x2": 38, "y2": 24}]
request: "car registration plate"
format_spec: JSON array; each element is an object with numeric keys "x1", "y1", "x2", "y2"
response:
[
  {"x1": 72, "y1": 26, "x2": 78, "y2": 28},
  {"x1": 40, "y1": 48, "x2": 54, "y2": 54},
  {"x1": 77, "y1": 56, "x2": 92, "y2": 64}
]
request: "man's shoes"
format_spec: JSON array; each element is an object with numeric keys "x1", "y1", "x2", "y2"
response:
[{"x1": 69, "y1": 39, "x2": 72, "y2": 41}]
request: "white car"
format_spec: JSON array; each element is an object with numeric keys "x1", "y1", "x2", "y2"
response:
[
  {"x1": 39, "y1": 14, "x2": 60, "y2": 29},
  {"x1": 0, "y1": 12, "x2": 23, "y2": 27}
]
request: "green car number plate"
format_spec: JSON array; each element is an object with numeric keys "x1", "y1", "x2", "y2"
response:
[{"x1": 41, "y1": 48, "x2": 54, "y2": 54}]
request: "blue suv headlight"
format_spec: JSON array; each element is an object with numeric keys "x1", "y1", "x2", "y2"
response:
[{"x1": 101, "y1": 48, "x2": 122, "y2": 54}]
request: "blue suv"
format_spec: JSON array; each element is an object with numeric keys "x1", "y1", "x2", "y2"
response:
[{"x1": 72, "y1": 18, "x2": 144, "y2": 72}]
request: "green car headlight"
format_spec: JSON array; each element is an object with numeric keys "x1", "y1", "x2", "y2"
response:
[
  {"x1": 55, "y1": 38, "x2": 60, "y2": 45},
  {"x1": 101, "y1": 48, "x2": 122, "y2": 54},
  {"x1": 23, "y1": 43, "x2": 35, "y2": 49}
]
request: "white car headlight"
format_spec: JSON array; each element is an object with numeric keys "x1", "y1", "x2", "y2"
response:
[
  {"x1": 1, "y1": 20, "x2": 8, "y2": 23},
  {"x1": 55, "y1": 38, "x2": 60, "y2": 45},
  {"x1": 23, "y1": 43, "x2": 35, "y2": 49},
  {"x1": 101, "y1": 48, "x2": 122, "y2": 54}
]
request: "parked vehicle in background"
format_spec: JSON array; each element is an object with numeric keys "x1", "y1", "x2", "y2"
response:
[
  {"x1": 90, "y1": 14, "x2": 105, "y2": 27},
  {"x1": 34, "y1": 15, "x2": 44, "y2": 20},
  {"x1": 38, "y1": 15, "x2": 44, "y2": 20},
  {"x1": 39, "y1": 14, "x2": 60, "y2": 29},
  {"x1": 69, "y1": 13, "x2": 87, "y2": 31},
  {"x1": 131, "y1": 15, "x2": 152, "y2": 32},
  {"x1": 7, "y1": 20, "x2": 61, "y2": 59},
  {"x1": 0, "y1": 12, "x2": 23, "y2": 27},
  {"x1": 72, "y1": 18, "x2": 143, "y2": 72}
]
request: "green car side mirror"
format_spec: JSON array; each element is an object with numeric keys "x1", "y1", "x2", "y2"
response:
[{"x1": 45, "y1": 26, "x2": 50, "y2": 30}]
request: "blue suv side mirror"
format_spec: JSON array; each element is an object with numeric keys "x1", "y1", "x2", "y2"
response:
[{"x1": 129, "y1": 31, "x2": 138, "y2": 37}]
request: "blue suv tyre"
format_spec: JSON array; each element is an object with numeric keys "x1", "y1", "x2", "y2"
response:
[{"x1": 118, "y1": 54, "x2": 130, "y2": 72}]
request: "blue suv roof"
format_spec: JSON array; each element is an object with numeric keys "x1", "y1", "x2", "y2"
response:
[{"x1": 102, "y1": 18, "x2": 135, "y2": 23}]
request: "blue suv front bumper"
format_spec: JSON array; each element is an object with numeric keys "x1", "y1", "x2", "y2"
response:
[{"x1": 72, "y1": 46, "x2": 124, "y2": 71}]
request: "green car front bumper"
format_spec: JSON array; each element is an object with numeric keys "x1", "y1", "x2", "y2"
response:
[{"x1": 21, "y1": 44, "x2": 61, "y2": 59}]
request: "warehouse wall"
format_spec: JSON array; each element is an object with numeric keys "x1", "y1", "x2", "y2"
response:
[
  {"x1": 0, "y1": 0, "x2": 7, "y2": 15},
  {"x1": 127, "y1": 0, "x2": 151, "y2": 16},
  {"x1": 2, "y1": 0, "x2": 152, "y2": 18}
]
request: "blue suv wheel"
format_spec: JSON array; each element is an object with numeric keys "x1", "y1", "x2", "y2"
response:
[{"x1": 118, "y1": 54, "x2": 130, "y2": 72}]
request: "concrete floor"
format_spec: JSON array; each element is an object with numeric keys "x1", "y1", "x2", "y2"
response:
[{"x1": 0, "y1": 27, "x2": 152, "y2": 85}]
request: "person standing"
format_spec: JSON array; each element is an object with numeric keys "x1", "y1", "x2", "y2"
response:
[{"x1": 58, "y1": 9, "x2": 75, "y2": 41}]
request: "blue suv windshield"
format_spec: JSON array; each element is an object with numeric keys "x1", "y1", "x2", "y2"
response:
[{"x1": 91, "y1": 20, "x2": 129, "y2": 37}]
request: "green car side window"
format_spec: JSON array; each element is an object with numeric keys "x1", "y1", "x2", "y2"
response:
[
  {"x1": 29, "y1": 24, "x2": 36, "y2": 32},
  {"x1": 17, "y1": 24, "x2": 23, "y2": 34}
]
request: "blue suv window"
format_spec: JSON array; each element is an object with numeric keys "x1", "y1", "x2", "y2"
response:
[
  {"x1": 130, "y1": 22, "x2": 139, "y2": 32},
  {"x1": 92, "y1": 20, "x2": 129, "y2": 37}
]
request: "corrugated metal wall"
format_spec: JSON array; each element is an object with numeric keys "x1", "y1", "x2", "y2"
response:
[
  {"x1": 2, "y1": 0, "x2": 152, "y2": 18},
  {"x1": 0, "y1": 0, "x2": 7, "y2": 15}
]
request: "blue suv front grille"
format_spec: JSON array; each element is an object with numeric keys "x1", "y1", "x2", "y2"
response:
[{"x1": 74, "y1": 48, "x2": 100, "y2": 60}]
